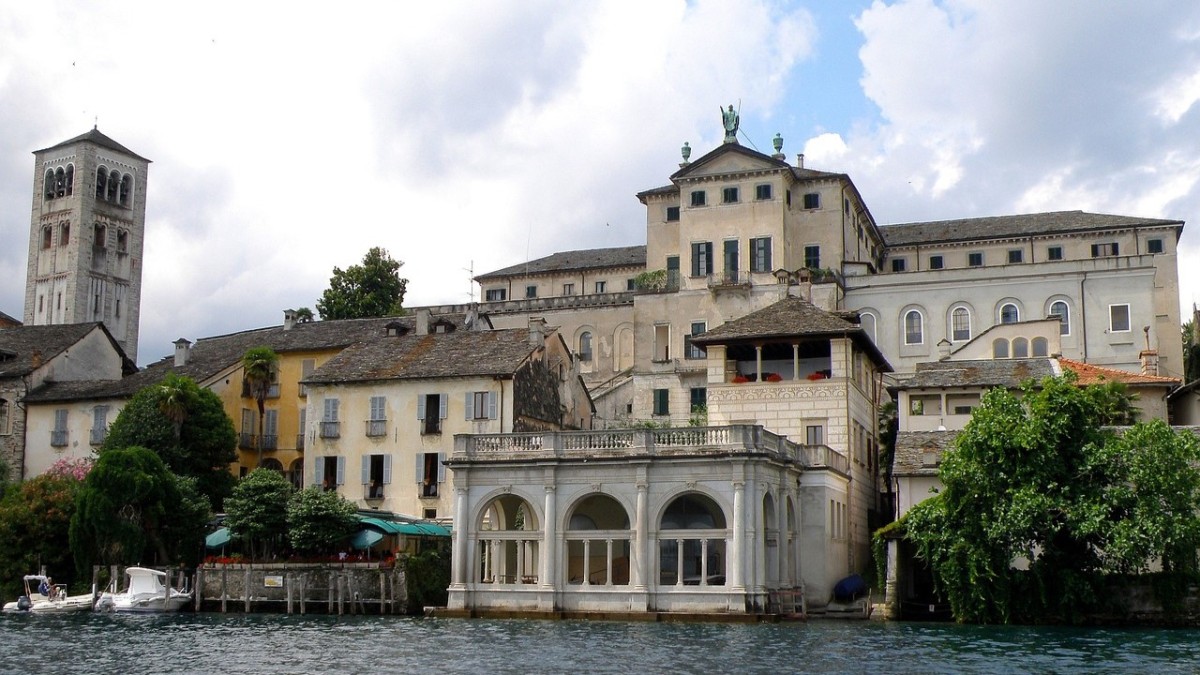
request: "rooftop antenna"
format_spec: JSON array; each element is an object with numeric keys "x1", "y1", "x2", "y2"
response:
[{"x1": 464, "y1": 261, "x2": 475, "y2": 303}]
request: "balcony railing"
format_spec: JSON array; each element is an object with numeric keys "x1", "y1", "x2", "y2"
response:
[
  {"x1": 320, "y1": 421, "x2": 341, "y2": 439},
  {"x1": 261, "y1": 434, "x2": 278, "y2": 451},
  {"x1": 296, "y1": 434, "x2": 305, "y2": 450},
  {"x1": 707, "y1": 271, "x2": 751, "y2": 288},
  {"x1": 238, "y1": 433, "x2": 255, "y2": 450},
  {"x1": 365, "y1": 420, "x2": 387, "y2": 437},
  {"x1": 50, "y1": 430, "x2": 68, "y2": 447}
]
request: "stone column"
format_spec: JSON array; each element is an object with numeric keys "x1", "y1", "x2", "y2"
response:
[
  {"x1": 730, "y1": 478, "x2": 745, "y2": 593},
  {"x1": 542, "y1": 484, "x2": 557, "y2": 588},
  {"x1": 755, "y1": 345, "x2": 763, "y2": 380},
  {"x1": 633, "y1": 480, "x2": 648, "y2": 590},
  {"x1": 452, "y1": 486, "x2": 469, "y2": 586},
  {"x1": 792, "y1": 343, "x2": 800, "y2": 380}
]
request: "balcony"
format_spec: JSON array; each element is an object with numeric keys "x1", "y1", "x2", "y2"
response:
[
  {"x1": 365, "y1": 420, "x2": 387, "y2": 437},
  {"x1": 238, "y1": 433, "x2": 255, "y2": 450},
  {"x1": 320, "y1": 421, "x2": 341, "y2": 439},
  {"x1": 296, "y1": 434, "x2": 305, "y2": 451},
  {"x1": 260, "y1": 434, "x2": 278, "y2": 451},
  {"x1": 707, "y1": 271, "x2": 751, "y2": 290},
  {"x1": 50, "y1": 430, "x2": 68, "y2": 447}
]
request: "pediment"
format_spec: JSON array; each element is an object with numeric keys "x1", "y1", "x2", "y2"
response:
[{"x1": 671, "y1": 143, "x2": 789, "y2": 181}]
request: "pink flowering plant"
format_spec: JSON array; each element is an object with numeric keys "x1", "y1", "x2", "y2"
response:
[{"x1": 45, "y1": 456, "x2": 94, "y2": 481}]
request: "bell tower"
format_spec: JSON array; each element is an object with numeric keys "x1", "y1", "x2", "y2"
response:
[{"x1": 23, "y1": 128, "x2": 150, "y2": 362}]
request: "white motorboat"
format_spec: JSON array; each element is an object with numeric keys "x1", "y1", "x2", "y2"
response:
[
  {"x1": 2, "y1": 574, "x2": 94, "y2": 613},
  {"x1": 93, "y1": 567, "x2": 192, "y2": 613}
]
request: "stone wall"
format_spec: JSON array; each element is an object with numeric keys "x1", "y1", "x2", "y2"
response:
[{"x1": 197, "y1": 563, "x2": 406, "y2": 615}]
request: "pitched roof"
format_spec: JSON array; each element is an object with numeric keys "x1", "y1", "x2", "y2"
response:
[
  {"x1": 0, "y1": 323, "x2": 116, "y2": 379},
  {"x1": 637, "y1": 143, "x2": 845, "y2": 201},
  {"x1": 880, "y1": 210, "x2": 1182, "y2": 247},
  {"x1": 892, "y1": 358, "x2": 1060, "y2": 390},
  {"x1": 691, "y1": 296, "x2": 892, "y2": 371},
  {"x1": 0, "y1": 309, "x2": 20, "y2": 328},
  {"x1": 475, "y1": 246, "x2": 645, "y2": 280},
  {"x1": 1058, "y1": 358, "x2": 1180, "y2": 386},
  {"x1": 304, "y1": 328, "x2": 538, "y2": 384},
  {"x1": 22, "y1": 379, "x2": 136, "y2": 404},
  {"x1": 894, "y1": 430, "x2": 958, "y2": 477},
  {"x1": 36, "y1": 128, "x2": 150, "y2": 162}
]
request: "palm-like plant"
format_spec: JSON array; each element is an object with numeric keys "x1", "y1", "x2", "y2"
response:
[
  {"x1": 242, "y1": 347, "x2": 280, "y2": 467},
  {"x1": 157, "y1": 372, "x2": 195, "y2": 441}
]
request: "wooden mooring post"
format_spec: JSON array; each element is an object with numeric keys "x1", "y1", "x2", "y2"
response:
[
  {"x1": 220, "y1": 565, "x2": 228, "y2": 613},
  {"x1": 244, "y1": 567, "x2": 252, "y2": 612},
  {"x1": 300, "y1": 573, "x2": 307, "y2": 615}
]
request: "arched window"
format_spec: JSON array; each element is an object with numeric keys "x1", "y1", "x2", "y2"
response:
[
  {"x1": 42, "y1": 226, "x2": 53, "y2": 249},
  {"x1": 116, "y1": 229, "x2": 128, "y2": 253},
  {"x1": 1000, "y1": 303, "x2": 1019, "y2": 324},
  {"x1": 119, "y1": 174, "x2": 132, "y2": 206},
  {"x1": 54, "y1": 167, "x2": 65, "y2": 197},
  {"x1": 59, "y1": 222, "x2": 70, "y2": 247},
  {"x1": 44, "y1": 169, "x2": 55, "y2": 199},
  {"x1": 904, "y1": 310, "x2": 923, "y2": 345},
  {"x1": 107, "y1": 170, "x2": 120, "y2": 202},
  {"x1": 951, "y1": 307, "x2": 971, "y2": 342},
  {"x1": 1050, "y1": 301, "x2": 1069, "y2": 336},
  {"x1": 260, "y1": 458, "x2": 284, "y2": 472},
  {"x1": 0, "y1": 398, "x2": 9, "y2": 435},
  {"x1": 859, "y1": 312, "x2": 877, "y2": 344},
  {"x1": 659, "y1": 493, "x2": 727, "y2": 586},
  {"x1": 579, "y1": 331, "x2": 593, "y2": 362},
  {"x1": 1032, "y1": 337, "x2": 1049, "y2": 357},
  {"x1": 95, "y1": 167, "x2": 107, "y2": 199},
  {"x1": 65, "y1": 164, "x2": 73, "y2": 196},
  {"x1": 478, "y1": 494, "x2": 540, "y2": 585},
  {"x1": 1012, "y1": 337, "x2": 1029, "y2": 358},
  {"x1": 93, "y1": 223, "x2": 107, "y2": 249},
  {"x1": 566, "y1": 494, "x2": 631, "y2": 586},
  {"x1": 993, "y1": 338, "x2": 1009, "y2": 359}
]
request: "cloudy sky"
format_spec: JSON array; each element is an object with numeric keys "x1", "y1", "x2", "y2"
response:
[{"x1": 3, "y1": 1, "x2": 1200, "y2": 365}]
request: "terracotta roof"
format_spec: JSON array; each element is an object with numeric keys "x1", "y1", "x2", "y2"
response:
[
  {"x1": 892, "y1": 358, "x2": 1060, "y2": 390},
  {"x1": 0, "y1": 323, "x2": 118, "y2": 379},
  {"x1": 1058, "y1": 358, "x2": 1180, "y2": 386},
  {"x1": 304, "y1": 328, "x2": 538, "y2": 384},
  {"x1": 880, "y1": 211, "x2": 1182, "y2": 247},
  {"x1": 894, "y1": 430, "x2": 958, "y2": 477},
  {"x1": 475, "y1": 246, "x2": 645, "y2": 280},
  {"x1": 36, "y1": 128, "x2": 150, "y2": 162}
]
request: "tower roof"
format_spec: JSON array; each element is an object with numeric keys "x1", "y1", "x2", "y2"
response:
[{"x1": 35, "y1": 128, "x2": 150, "y2": 163}]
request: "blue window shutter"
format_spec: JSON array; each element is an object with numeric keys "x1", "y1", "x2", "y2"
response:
[
  {"x1": 437, "y1": 453, "x2": 446, "y2": 482},
  {"x1": 383, "y1": 454, "x2": 392, "y2": 484},
  {"x1": 417, "y1": 395, "x2": 426, "y2": 420},
  {"x1": 439, "y1": 394, "x2": 448, "y2": 419},
  {"x1": 361, "y1": 456, "x2": 370, "y2": 485},
  {"x1": 464, "y1": 392, "x2": 474, "y2": 420},
  {"x1": 415, "y1": 453, "x2": 423, "y2": 485},
  {"x1": 313, "y1": 459, "x2": 322, "y2": 486},
  {"x1": 336, "y1": 456, "x2": 345, "y2": 485},
  {"x1": 488, "y1": 392, "x2": 497, "y2": 419}
]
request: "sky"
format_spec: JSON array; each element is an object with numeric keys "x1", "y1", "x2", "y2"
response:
[{"x1": 4, "y1": 1, "x2": 1200, "y2": 365}]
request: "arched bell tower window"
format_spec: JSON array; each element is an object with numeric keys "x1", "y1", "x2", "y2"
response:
[
  {"x1": 118, "y1": 174, "x2": 132, "y2": 206},
  {"x1": 96, "y1": 167, "x2": 108, "y2": 199},
  {"x1": 44, "y1": 169, "x2": 55, "y2": 199},
  {"x1": 106, "y1": 170, "x2": 120, "y2": 202},
  {"x1": 64, "y1": 164, "x2": 73, "y2": 196}
]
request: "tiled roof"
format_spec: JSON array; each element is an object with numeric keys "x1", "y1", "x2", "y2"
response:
[
  {"x1": 1058, "y1": 358, "x2": 1180, "y2": 386},
  {"x1": 23, "y1": 379, "x2": 135, "y2": 403},
  {"x1": 36, "y1": 128, "x2": 150, "y2": 162},
  {"x1": 304, "y1": 328, "x2": 537, "y2": 384},
  {"x1": 894, "y1": 430, "x2": 958, "y2": 477},
  {"x1": 0, "y1": 309, "x2": 20, "y2": 327},
  {"x1": 880, "y1": 210, "x2": 1182, "y2": 247},
  {"x1": 691, "y1": 296, "x2": 892, "y2": 371},
  {"x1": 892, "y1": 358, "x2": 1060, "y2": 390},
  {"x1": 0, "y1": 323, "x2": 112, "y2": 379},
  {"x1": 475, "y1": 246, "x2": 646, "y2": 280}
]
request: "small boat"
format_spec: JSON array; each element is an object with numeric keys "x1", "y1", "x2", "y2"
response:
[
  {"x1": 93, "y1": 567, "x2": 192, "y2": 613},
  {"x1": 2, "y1": 574, "x2": 94, "y2": 613}
]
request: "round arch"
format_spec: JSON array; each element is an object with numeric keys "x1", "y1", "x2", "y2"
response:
[
  {"x1": 564, "y1": 493, "x2": 632, "y2": 586},
  {"x1": 657, "y1": 491, "x2": 729, "y2": 587}
]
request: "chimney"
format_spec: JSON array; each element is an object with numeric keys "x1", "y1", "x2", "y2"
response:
[
  {"x1": 173, "y1": 338, "x2": 192, "y2": 367},
  {"x1": 415, "y1": 308, "x2": 431, "y2": 335},
  {"x1": 938, "y1": 338, "x2": 953, "y2": 360},
  {"x1": 528, "y1": 317, "x2": 546, "y2": 349},
  {"x1": 796, "y1": 153, "x2": 805, "y2": 169},
  {"x1": 283, "y1": 309, "x2": 297, "y2": 331}
]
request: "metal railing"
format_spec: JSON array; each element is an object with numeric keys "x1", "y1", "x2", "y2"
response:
[
  {"x1": 320, "y1": 421, "x2": 340, "y2": 439},
  {"x1": 365, "y1": 420, "x2": 387, "y2": 437}
]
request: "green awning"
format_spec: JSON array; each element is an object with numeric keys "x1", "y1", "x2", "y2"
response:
[
  {"x1": 205, "y1": 527, "x2": 232, "y2": 549},
  {"x1": 350, "y1": 529, "x2": 384, "y2": 550},
  {"x1": 356, "y1": 515, "x2": 451, "y2": 537},
  {"x1": 357, "y1": 516, "x2": 404, "y2": 534}
]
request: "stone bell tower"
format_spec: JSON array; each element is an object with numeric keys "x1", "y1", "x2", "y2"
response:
[{"x1": 23, "y1": 128, "x2": 150, "y2": 362}]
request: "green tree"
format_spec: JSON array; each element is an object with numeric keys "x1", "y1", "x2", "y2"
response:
[
  {"x1": 286, "y1": 487, "x2": 358, "y2": 554},
  {"x1": 0, "y1": 473, "x2": 83, "y2": 598},
  {"x1": 315, "y1": 247, "x2": 408, "y2": 320},
  {"x1": 242, "y1": 346, "x2": 279, "y2": 467},
  {"x1": 293, "y1": 307, "x2": 314, "y2": 323},
  {"x1": 1183, "y1": 320, "x2": 1200, "y2": 383},
  {"x1": 70, "y1": 446, "x2": 209, "y2": 573},
  {"x1": 225, "y1": 469, "x2": 293, "y2": 560},
  {"x1": 103, "y1": 375, "x2": 237, "y2": 510}
]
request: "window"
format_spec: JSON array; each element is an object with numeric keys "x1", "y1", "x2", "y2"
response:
[
  {"x1": 316, "y1": 456, "x2": 344, "y2": 491},
  {"x1": 947, "y1": 394, "x2": 980, "y2": 415},
  {"x1": 1109, "y1": 304, "x2": 1131, "y2": 332},
  {"x1": 626, "y1": 278, "x2": 636, "y2": 291},
  {"x1": 297, "y1": 408, "x2": 306, "y2": 451},
  {"x1": 1092, "y1": 242, "x2": 1119, "y2": 258},
  {"x1": 685, "y1": 322, "x2": 706, "y2": 359},
  {"x1": 1050, "y1": 301, "x2": 1070, "y2": 335},
  {"x1": 993, "y1": 338, "x2": 1010, "y2": 359},
  {"x1": 320, "y1": 398, "x2": 340, "y2": 438},
  {"x1": 929, "y1": 255, "x2": 944, "y2": 270},
  {"x1": 363, "y1": 454, "x2": 391, "y2": 499},
  {"x1": 1032, "y1": 337, "x2": 1049, "y2": 357},
  {"x1": 239, "y1": 409, "x2": 255, "y2": 449},
  {"x1": 300, "y1": 359, "x2": 315, "y2": 397},
  {"x1": 690, "y1": 387, "x2": 707, "y2": 410},
  {"x1": 525, "y1": 285, "x2": 537, "y2": 299},
  {"x1": 51, "y1": 409, "x2": 68, "y2": 447},
  {"x1": 690, "y1": 190, "x2": 706, "y2": 207},
  {"x1": 1012, "y1": 337, "x2": 1029, "y2": 358},
  {"x1": 418, "y1": 452, "x2": 445, "y2": 497},
  {"x1": 423, "y1": 508, "x2": 437, "y2": 519},
  {"x1": 467, "y1": 391, "x2": 498, "y2": 420},
  {"x1": 968, "y1": 252, "x2": 983, "y2": 267},
  {"x1": 485, "y1": 288, "x2": 506, "y2": 302},
  {"x1": 750, "y1": 237, "x2": 772, "y2": 272},
  {"x1": 263, "y1": 409, "x2": 278, "y2": 450},
  {"x1": 562, "y1": 283, "x2": 575, "y2": 296},
  {"x1": 860, "y1": 313, "x2": 877, "y2": 343},
  {"x1": 891, "y1": 258, "x2": 906, "y2": 273},
  {"x1": 755, "y1": 184, "x2": 772, "y2": 200},
  {"x1": 119, "y1": 174, "x2": 132, "y2": 206},
  {"x1": 666, "y1": 206, "x2": 680, "y2": 222},
  {"x1": 594, "y1": 281, "x2": 606, "y2": 294},
  {"x1": 1008, "y1": 249, "x2": 1023, "y2": 264},
  {"x1": 366, "y1": 396, "x2": 387, "y2": 437},
  {"x1": 806, "y1": 425, "x2": 824, "y2": 446},
  {"x1": 666, "y1": 256, "x2": 680, "y2": 289},
  {"x1": 653, "y1": 324, "x2": 670, "y2": 361},
  {"x1": 951, "y1": 307, "x2": 971, "y2": 341},
  {"x1": 578, "y1": 332, "x2": 593, "y2": 361},
  {"x1": 93, "y1": 223, "x2": 107, "y2": 249},
  {"x1": 804, "y1": 245, "x2": 820, "y2": 269},
  {"x1": 1048, "y1": 246, "x2": 1063, "y2": 260},
  {"x1": 691, "y1": 242, "x2": 713, "y2": 277},
  {"x1": 116, "y1": 230, "x2": 128, "y2": 254},
  {"x1": 0, "y1": 398, "x2": 8, "y2": 435},
  {"x1": 107, "y1": 170, "x2": 119, "y2": 202},
  {"x1": 722, "y1": 240, "x2": 739, "y2": 279},
  {"x1": 90, "y1": 406, "x2": 109, "y2": 445},
  {"x1": 1148, "y1": 238, "x2": 1164, "y2": 254},
  {"x1": 722, "y1": 187, "x2": 739, "y2": 203},
  {"x1": 42, "y1": 226, "x2": 52, "y2": 249},
  {"x1": 1000, "y1": 303, "x2": 1019, "y2": 324},
  {"x1": 803, "y1": 192, "x2": 820, "y2": 209},
  {"x1": 909, "y1": 395, "x2": 941, "y2": 416},
  {"x1": 904, "y1": 310, "x2": 923, "y2": 345},
  {"x1": 653, "y1": 389, "x2": 669, "y2": 416},
  {"x1": 59, "y1": 222, "x2": 70, "y2": 247},
  {"x1": 95, "y1": 167, "x2": 107, "y2": 199},
  {"x1": 418, "y1": 393, "x2": 447, "y2": 434}
]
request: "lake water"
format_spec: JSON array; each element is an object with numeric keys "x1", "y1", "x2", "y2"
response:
[{"x1": 2, "y1": 613, "x2": 1198, "y2": 674}]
